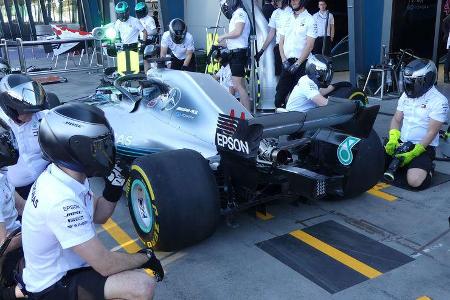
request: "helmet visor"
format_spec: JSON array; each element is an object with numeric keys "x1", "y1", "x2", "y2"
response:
[
  {"x1": 403, "y1": 75, "x2": 421, "y2": 98},
  {"x1": 8, "y1": 81, "x2": 47, "y2": 112}
]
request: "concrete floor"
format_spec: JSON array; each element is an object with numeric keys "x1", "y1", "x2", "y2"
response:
[{"x1": 21, "y1": 54, "x2": 450, "y2": 300}]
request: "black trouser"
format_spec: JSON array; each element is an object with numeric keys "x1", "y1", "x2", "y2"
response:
[
  {"x1": 0, "y1": 247, "x2": 23, "y2": 288},
  {"x1": 273, "y1": 44, "x2": 282, "y2": 76},
  {"x1": 171, "y1": 54, "x2": 196, "y2": 72},
  {"x1": 445, "y1": 49, "x2": 450, "y2": 79},
  {"x1": 312, "y1": 36, "x2": 332, "y2": 56},
  {"x1": 274, "y1": 58, "x2": 306, "y2": 108}
]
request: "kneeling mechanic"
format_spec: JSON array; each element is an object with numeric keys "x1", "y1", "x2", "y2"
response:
[
  {"x1": 21, "y1": 103, "x2": 163, "y2": 300},
  {"x1": 385, "y1": 59, "x2": 449, "y2": 190}
]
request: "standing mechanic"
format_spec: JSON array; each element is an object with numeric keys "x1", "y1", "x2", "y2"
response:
[
  {"x1": 0, "y1": 119, "x2": 26, "y2": 300},
  {"x1": 114, "y1": 1, "x2": 147, "y2": 51},
  {"x1": 312, "y1": 0, "x2": 334, "y2": 56},
  {"x1": 218, "y1": 0, "x2": 252, "y2": 111},
  {"x1": 21, "y1": 102, "x2": 163, "y2": 299},
  {"x1": 0, "y1": 75, "x2": 49, "y2": 202},
  {"x1": 136, "y1": 2, "x2": 157, "y2": 73},
  {"x1": 286, "y1": 54, "x2": 333, "y2": 112},
  {"x1": 385, "y1": 59, "x2": 449, "y2": 190},
  {"x1": 442, "y1": 13, "x2": 450, "y2": 83},
  {"x1": 275, "y1": 0, "x2": 317, "y2": 108},
  {"x1": 254, "y1": 0, "x2": 292, "y2": 77},
  {"x1": 160, "y1": 19, "x2": 196, "y2": 71}
]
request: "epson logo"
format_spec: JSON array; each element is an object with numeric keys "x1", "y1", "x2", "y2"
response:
[
  {"x1": 216, "y1": 133, "x2": 249, "y2": 155},
  {"x1": 65, "y1": 121, "x2": 81, "y2": 128}
]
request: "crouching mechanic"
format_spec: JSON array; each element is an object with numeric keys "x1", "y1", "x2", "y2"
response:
[
  {"x1": 286, "y1": 54, "x2": 334, "y2": 112},
  {"x1": 0, "y1": 119, "x2": 26, "y2": 300},
  {"x1": 0, "y1": 74, "x2": 50, "y2": 203},
  {"x1": 21, "y1": 102, "x2": 163, "y2": 299},
  {"x1": 160, "y1": 19, "x2": 196, "y2": 71},
  {"x1": 385, "y1": 59, "x2": 449, "y2": 189}
]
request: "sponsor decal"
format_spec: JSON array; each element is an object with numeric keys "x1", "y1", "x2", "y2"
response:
[
  {"x1": 116, "y1": 134, "x2": 133, "y2": 146},
  {"x1": 66, "y1": 210, "x2": 81, "y2": 217},
  {"x1": 337, "y1": 136, "x2": 361, "y2": 166},
  {"x1": 31, "y1": 184, "x2": 38, "y2": 208},
  {"x1": 68, "y1": 216, "x2": 84, "y2": 223},
  {"x1": 216, "y1": 132, "x2": 250, "y2": 155},
  {"x1": 176, "y1": 107, "x2": 198, "y2": 115},
  {"x1": 147, "y1": 98, "x2": 159, "y2": 108},
  {"x1": 63, "y1": 204, "x2": 80, "y2": 211},
  {"x1": 65, "y1": 121, "x2": 82, "y2": 128},
  {"x1": 175, "y1": 107, "x2": 199, "y2": 120}
]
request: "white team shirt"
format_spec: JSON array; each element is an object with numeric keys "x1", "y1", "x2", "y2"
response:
[
  {"x1": 286, "y1": 75, "x2": 321, "y2": 112},
  {"x1": 114, "y1": 16, "x2": 144, "y2": 44},
  {"x1": 139, "y1": 15, "x2": 156, "y2": 35},
  {"x1": 313, "y1": 10, "x2": 334, "y2": 37},
  {"x1": 227, "y1": 8, "x2": 251, "y2": 50},
  {"x1": 397, "y1": 86, "x2": 449, "y2": 147},
  {"x1": 268, "y1": 6, "x2": 293, "y2": 44},
  {"x1": 0, "y1": 171, "x2": 20, "y2": 235},
  {"x1": 22, "y1": 164, "x2": 96, "y2": 293},
  {"x1": 279, "y1": 10, "x2": 318, "y2": 59},
  {"x1": 6, "y1": 111, "x2": 49, "y2": 187},
  {"x1": 216, "y1": 65, "x2": 233, "y2": 91},
  {"x1": 161, "y1": 31, "x2": 195, "y2": 60}
]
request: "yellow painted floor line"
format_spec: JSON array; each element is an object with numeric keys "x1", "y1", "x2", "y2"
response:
[
  {"x1": 416, "y1": 296, "x2": 432, "y2": 300},
  {"x1": 102, "y1": 218, "x2": 155, "y2": 278},
  {"x1": 367, "y1": 183, "x2": 397, "y2": 202},
  {"x1": 290, "y1": 230, "x2": 383, "y2": 279},
  {"x1": 102, "y1": 218, "x2": 141, "y2": 253},
  {"x1": 256, "y1": 211, "x2": 274, "y2": 221}
]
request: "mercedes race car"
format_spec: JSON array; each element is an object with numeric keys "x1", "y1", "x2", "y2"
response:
[{"x1": 83, "y1": 59, "x2": 385, "y2": 251}]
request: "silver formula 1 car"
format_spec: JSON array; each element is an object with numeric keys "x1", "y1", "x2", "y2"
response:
[{"x1": 83, "y1": 59, "x2": 384, "y2": 251}]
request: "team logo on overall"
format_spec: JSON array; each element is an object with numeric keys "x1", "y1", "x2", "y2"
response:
[{"x1": 337, "y1": 136, "x2": 361, "y2": 166}]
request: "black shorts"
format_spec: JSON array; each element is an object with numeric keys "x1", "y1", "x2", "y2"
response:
[
  {"x1": 29, "y1": 267, "x2": 107, "y2": 300},
  {"x1": 229, "y1": 49, "x2": 248, "y2": 77}
]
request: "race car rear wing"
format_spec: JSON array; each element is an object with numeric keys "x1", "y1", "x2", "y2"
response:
[{"x1": 215, "y1": 97, "x2": 380, "y2": 158}]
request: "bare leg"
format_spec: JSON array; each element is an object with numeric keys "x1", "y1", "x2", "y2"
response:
[
  {"x1": 406, "y1": 168, "x2": 428, "y2": 188},
  {"x1": 232, "y1": 76, "x2": 251, "y2": 111},
  {"x1": 104, "y1": 269, "x2": 156, "y2": 300}
]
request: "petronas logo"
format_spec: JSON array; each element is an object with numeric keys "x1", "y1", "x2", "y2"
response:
[{"x1": 337, "y1": 136, "x2": 361, "y2": 166}]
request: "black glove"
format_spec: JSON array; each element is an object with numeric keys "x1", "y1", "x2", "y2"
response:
[
  {"x1": 254, "y1": 49, "x2": 264, "y2": 62},
  {"x1": 181, "y1": 65, "x2": 189, "y2": 71},
  {"x1": 138, "y1": 248, "x2": 164, "y2": 282},
  {"x1": 282, "y1": 60, "x2": 292, "y2": 71},
  {"x1": 103, "y1": 160, "x2": 129, "y2": 203},
  {"x1": 288, "y1": 61, "x2": 301, "y2": 75}
]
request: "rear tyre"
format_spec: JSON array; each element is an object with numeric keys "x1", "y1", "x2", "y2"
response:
[
  {"x1": 126, "y1": 149, "x2": 220, "y2": 251},
  {"x1": 342, "y1": 129, "x2": 385, "y2": 198}
]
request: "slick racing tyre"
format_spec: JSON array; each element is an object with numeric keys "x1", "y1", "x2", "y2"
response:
[
  {"x1": 46, "y1": 92, "x2": 61, "y2": 109},
  {"x1": 342, "y1": 129, "x2": 385, "y2": 198},
  {"x1": 126, "y1": 149, "x2": 220, "y2": 251},
  {"x1": 328, "y1": 82, "x2": 369, "y2": 105}
]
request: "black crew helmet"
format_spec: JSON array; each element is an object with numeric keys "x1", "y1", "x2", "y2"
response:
[
  {"x1": 0, "y1": 74, "x2": 47, "y2": 124},
  {"x1": 403, "y1": 59, "x2": 437, "y2": 98},
  {"x1": 169, "y1": 18, "x2": 187, "y2": 44},
  {"x1": 38, "y1": 102, "x2": 116, "y2": 177},
  {"x1": 220, "y1": 0, "x2": 243, "y2": 19},
  {"x1": 0, "y1": 118, "x2": 18, "y2": 169},
  {"x1": 0, "y1": 58, "x2": 11, "y2": 78},
  {"x1": 135, "y1": 2, "x2": 148, "y2": 19},
  {"x1": 305, "y1": 54, "x2": 333, "y2": 88},
  {"x1": 115, "y1": 1, "x2": 130, "y2": 22}
]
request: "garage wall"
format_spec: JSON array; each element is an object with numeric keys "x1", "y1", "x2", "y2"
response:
[{"x1": 184, "y1": 0, "x2": 229, "y2": 50}]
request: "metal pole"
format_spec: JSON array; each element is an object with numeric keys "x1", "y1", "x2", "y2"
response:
[
  {"x1": 4, "y1": 0, "x2": 15, "y2": 38},
  {"x1": 38, "y1": 0, "x2": 50, "y2": 24},
  {"x1": 16, "y1": 38, "x2": 26, "y2": 73},
  {"x1": 12, "y1": 0, "x2": 25, "y2": 40},
  {"x1": 25, "y1": 0, "x2": 37, "y2": 40},
  {"x1": 2, "y1": 39, "x2": 10, "y2": 63}
]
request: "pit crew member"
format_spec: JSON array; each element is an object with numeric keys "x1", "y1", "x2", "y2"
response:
[
  {"x1": 286, "y1": 54, "x2": 334, "y2": 112},
  {"x1": 385, "y1": 59, "x2": 449, "y2": 189},
  {"x1": 254, "y1": 0, "x2": 292, "y2": 77},
  {"x1": 21, "y1": 103, "x2": 163, "y2": 299},
  {"x1": 114, "y1": 1, "x2": 147, "y2": 52},
  {"x1": 0, "y1": 74, "x2": 50, "y2": 201},
  {"x1": 160, "y1": 18, "x2": 196, "y2": 72},
  {"x1": 312, "y1": 0, "x2": 334, "y2": 56},
  {"x1": 218, "y1": 0, "x2": 252, "y2": 111},
  {"x1": 275, "y1": 0, "x2": 317, "y2": 108}
]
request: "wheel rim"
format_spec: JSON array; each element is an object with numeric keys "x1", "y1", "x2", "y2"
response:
[{"x1": 130, "y1": 179, "x2": 154, "y2": 233}]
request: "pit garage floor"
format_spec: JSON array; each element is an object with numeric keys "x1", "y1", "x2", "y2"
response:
[{"x1": 40, "y1": 70, "x2": 450, "y2": 300}]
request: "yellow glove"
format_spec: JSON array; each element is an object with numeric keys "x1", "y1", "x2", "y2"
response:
[
  {"x1": 385, "y1": 129, "x2": 401, "y2": 156},
  {"x1": 395, "y1": 143, "x2": 426, "y2": 167}
]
